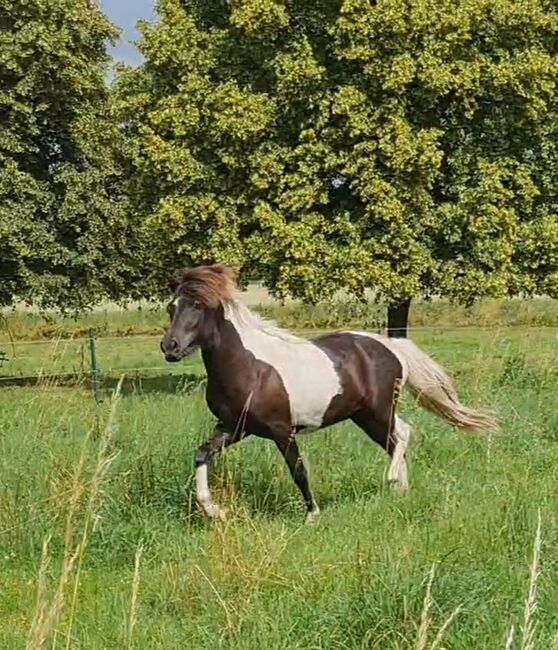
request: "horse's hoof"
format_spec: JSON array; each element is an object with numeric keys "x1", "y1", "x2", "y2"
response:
[
  {"x1": 306, "y1": 509, "x2": 320, "y2": 524},
  {"x1": 200, "y1": 502, "x2": 227, "y2": 521},
  {"x1": 388, "y1": 480, "x2": 409, "y2": 493}
]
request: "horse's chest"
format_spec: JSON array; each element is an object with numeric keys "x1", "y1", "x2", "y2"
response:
[{"x1": 205, "y1": 378, "x2": 243, "y2": 425}]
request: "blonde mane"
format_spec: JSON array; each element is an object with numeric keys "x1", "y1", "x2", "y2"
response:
[
  {"x1": 176, "y1": 264, "x2": 306, "y2": 344},
  {"x1": 224, "y1": 299, "x2": 306, "y2": 344}
]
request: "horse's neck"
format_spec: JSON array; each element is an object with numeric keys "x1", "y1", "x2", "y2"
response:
[
  {"x1": 201, "y1": 300, "x2": 303, "y2": 381},
  {"x1": 200, "y1": 309, "x2": 254, "y2": 382}
]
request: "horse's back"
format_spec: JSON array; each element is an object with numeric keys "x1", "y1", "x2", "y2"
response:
[{"x1": 312, "y1": 331, "x2": 403, "y2": 374}]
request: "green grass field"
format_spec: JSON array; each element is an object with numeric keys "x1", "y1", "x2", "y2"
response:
[{"x1": 0, "y1": 307, "x2": 557, "y2": 648}]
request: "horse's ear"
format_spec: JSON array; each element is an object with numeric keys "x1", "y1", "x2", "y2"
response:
[{"x1": 168, "y1": 274, "x2": 181, "y2": 293}]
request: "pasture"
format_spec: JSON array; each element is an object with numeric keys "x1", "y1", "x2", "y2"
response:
[{"x1": 0, "y1": 300, "x2": 557, "y2": 648}]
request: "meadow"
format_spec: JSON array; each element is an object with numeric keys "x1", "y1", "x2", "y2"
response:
[{"x1": 0, "y1": 296, "x2": 557, "y2": 648}]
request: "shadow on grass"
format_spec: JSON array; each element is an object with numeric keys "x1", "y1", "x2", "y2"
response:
[
  {"x1": 0, "y1": 371, "x2": 205, "y2": 397},
  {"x1": 102, "y1": 373, "x2": 205, "y2": 397}
]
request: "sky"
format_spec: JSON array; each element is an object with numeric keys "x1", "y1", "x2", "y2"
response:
[{"x1": 99, "y1": 0, "x2": 155, "y2": 66}]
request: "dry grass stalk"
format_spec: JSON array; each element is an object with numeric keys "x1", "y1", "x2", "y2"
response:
[
  {"x1": 415, "y1": 564, "x2": 461, "y2": 650},
  {"x1": 26, "y1": 378, "x2": 123, "y2": 650},
  {"x1": 415, "y1": 565, "x2": 435, "y2": 650},
  {"x1": 28, "y1": 420, "x2": 92, "y2": 650},
  {"x1": 127, "y1": 545, "x2": 144, "y2": 649},
  {"x1": 27, "y1": 542, "x2": 81, "y2": 649},
  {"x1": 27, "y1": 536, "x2": 52, "y2": 645},
  {"x1": 520, "y1": 510, "x2": 542, "y2": 650},
  {"x1": 194, "y1": 563, "x2": 237, "y2": 631},
  {"x1": 430, "y1": 605, "x2": 462, "y2": 650},
  {"x1": 504, "y1": 626, "x2": 515, "y2": 650}
]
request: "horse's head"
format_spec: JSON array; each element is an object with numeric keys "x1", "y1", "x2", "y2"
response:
[
  {"x1": 160, "y1": 292, "x2": 205, "y2": 362},
  {"x1": 160, "y1": 264, "x2": 235, "y2": 362}
]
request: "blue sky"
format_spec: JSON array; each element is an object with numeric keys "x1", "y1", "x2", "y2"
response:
[{"x1": 99, "y1": 0, "x2": 155, "y2": 66}]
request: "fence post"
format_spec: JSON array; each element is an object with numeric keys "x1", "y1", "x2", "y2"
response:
[{"x1": 88, "y1": 328, "x2": 102, "y2": 405}]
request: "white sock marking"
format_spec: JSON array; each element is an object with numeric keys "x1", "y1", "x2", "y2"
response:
[
  {"x1": 196, "y1": 464, "x2": 224, "y2": 518},
  {"x1": 388, "y1": 415, "x2": 411, "y2": 490},
  {"x1": 196, "y1": 464, "x2": 212, "y2": 508}
]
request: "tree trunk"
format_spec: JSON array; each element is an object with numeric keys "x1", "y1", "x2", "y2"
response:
[{"x1": 387, "y1": 299, "x2": 411, "y2": 338}]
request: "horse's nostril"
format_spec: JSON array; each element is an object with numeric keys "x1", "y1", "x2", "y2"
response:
[{"x1": 162, "y1": 337, "x2": 181, "y2": 358}]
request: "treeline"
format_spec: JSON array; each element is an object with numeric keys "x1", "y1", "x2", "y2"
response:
[{"x1": 1, "y1": 0, "x2": 557, "y2": 330}]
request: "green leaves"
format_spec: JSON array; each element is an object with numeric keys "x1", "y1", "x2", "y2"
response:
[
  {"x1": 2, "y1": 0, "x2": 557, "y2": 310},
  {"x1": 114, "y1": 0, "x2": 558, "y2": 307},
  {"x1": 230, "y1": 0, "x2": 290, "y2": 35},
  {"x1": 0, "y1": 0, "x2": 138, "y2": 310}
]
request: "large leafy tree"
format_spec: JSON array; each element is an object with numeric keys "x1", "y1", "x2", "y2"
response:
[
  {"x1": 0, "y1": 0, "x2": 138, "y2": 310},
  {"x1": 331, "y1": 0, "x2": 558, "y2": 331},
  {"x1": 115, "y1": 0, "x2": 558, "y2": 331}
]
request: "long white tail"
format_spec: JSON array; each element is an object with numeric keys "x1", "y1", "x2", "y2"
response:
[{"x1": 387, "y1": 338, "x2": 497, "y2": 433}]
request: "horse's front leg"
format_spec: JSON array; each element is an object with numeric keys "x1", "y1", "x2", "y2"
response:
[
  {"x1": 275, "y1": 434, "x2": 320, "y2": 523},
  {"x1": 195, "y1": 425, "x2": 244, "y2": 520}
]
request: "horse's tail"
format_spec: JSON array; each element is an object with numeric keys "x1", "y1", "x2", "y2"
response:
[{"x1": 387, "y1": 338, "x2": 498, "y2": 433}]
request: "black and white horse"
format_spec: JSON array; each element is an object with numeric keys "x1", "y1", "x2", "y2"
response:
[{"x1": 161, "y1": 265, "x2": 496, "y2": 521}]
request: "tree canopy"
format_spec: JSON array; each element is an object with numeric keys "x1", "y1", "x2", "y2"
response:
[
  {"x1": 114, "y1": 0, "x2": 558, "y2": 313},
  {"x1": 2, "y1": 0, "x2": 557, "y2": 315},
  {"x1": 0, "y1": 0, "x2": 137, "y2": 310}
]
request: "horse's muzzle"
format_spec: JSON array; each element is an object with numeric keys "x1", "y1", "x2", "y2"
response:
[
  {"x1": 161, "y1": 338, "x2": 197, "y2": 362},
  {"x1": 161, "y1": 337, "x2": 181, "y2": 362}
]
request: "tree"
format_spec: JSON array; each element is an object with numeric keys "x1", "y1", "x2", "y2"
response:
[
  {"x1": 0, "y1": 0, "x2": 139, "y2": 310},
  {"x1": 111, "y1": 0, "x2": 261, "y2": 295},
  {"x1": 115, "y1": 0, "x2": 558, "y2": 331}
]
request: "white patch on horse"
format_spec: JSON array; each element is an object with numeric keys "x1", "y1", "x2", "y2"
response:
[
  {"x1": 349, "y1": 331, "x2": 409, "y2": 385},
  {"x1": 224, "y1": 302, "x2": 341, "y2": 428},
  {"x1": 387, "y1": 415, "x2": 410, "y2": 491},
  {"x1": 173, "y1": 297, "x2": 181, "y2": 308}
]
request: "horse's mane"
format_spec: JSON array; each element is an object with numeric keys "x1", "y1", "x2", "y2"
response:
[
  {"x1": 224, "y1": 300, "x2": 305, "y2": 343},
  {"x1": 173, "y1": 264, "x2": 305, "y2": 344},
  {"x1": 174, "y1": 264, "x2": 236, "y2": 308}
]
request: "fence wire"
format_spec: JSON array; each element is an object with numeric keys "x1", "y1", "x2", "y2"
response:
[{"x1": 0, "y1": 324, "x2": 556, "y2": 398}]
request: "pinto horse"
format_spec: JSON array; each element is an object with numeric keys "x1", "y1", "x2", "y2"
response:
[{"x1": 161, "y1": 264, "x2": 496, "y2": 522}]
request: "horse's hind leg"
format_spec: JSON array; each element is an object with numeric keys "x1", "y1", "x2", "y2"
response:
[
  {"x1": 351, "y1": 411, "x2": 411, "y2": 491},
  {"x1": 387, "y1": 415, "x2": 410, "y2": 491}
]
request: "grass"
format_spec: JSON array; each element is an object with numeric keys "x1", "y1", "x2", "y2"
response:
[{"x1": 0, "y1": 320, "x2": 557, "y2": 648}]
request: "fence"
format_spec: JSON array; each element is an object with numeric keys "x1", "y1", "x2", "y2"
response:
[
  {"x1": 1, "y1": 323, "x2": 557, "y2": 406},
  {"x1": 0, "y1": 329, "x2": 205, "y2": 404}
]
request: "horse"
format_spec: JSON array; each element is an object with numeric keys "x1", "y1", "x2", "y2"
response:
[{"x1": 160, "y1": 264, "x2": 496, "y2": 522}]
